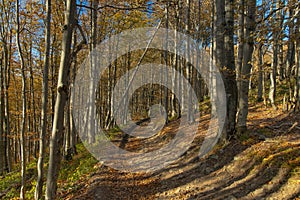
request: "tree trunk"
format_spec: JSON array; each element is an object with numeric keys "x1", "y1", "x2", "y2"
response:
[
  {"x1": 0, "y1": 55, "x2": 4, "y2": 176},
  {"x1": 164, "y1": 1, "x2": 169, "y2": 124},
  {"x1": 2, "y1": 20, "x2": 12, "y2": 174},
  {"x1": 269, "y1": 0, "x2": 280, "y2": 110},
  {"x1": 214, "y1": 0, "x2": 225, "y2": 86},
  {"x1": 257, "y1": 44, "x2": 264, "y2": 102},
  {"x1": 15, "y1": 0, "x2": 27, "y2": 198},
  {"x1": 286, "y1": 5, "x2": 295, "y2": 79},
  {"x1": 237, "y1": 0, "x2": 244, "y2": 97},
  {"x1": 45, "y1": 0, "x2": 76, "y2": 199},
  {"x1": 237, "y1": 0, "x2": 256, "y2": 133},
  {"x1": 35, "y1": 0, "x2": 51, "y2": 198},
  {"x1": 87, "y1": 0, "x2": 98, "y2": 143},
  {"x1": 214, "y1": 0, "x2": 226, "y2": 139},
  {"x1": 295, "y1": 13, "x2": 300, "y2": 111},
  {"x1": 269, "y1": 46, "x2": 277, "y2": 109},
  {"x1": 224, "y1": 0, "x2": 238, "y2": 137}
]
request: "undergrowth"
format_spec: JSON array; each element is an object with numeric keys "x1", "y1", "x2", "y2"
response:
[{"x1": 0, "y1": 143, "x2": 98, "y2": 200}]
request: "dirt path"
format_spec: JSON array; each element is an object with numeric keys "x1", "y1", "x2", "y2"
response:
[{"x1": 64, "y1": 106, "x2": 300, "y2": 200}]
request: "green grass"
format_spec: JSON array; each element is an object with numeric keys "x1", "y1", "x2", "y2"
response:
[{"x1": 0, "y1": 143, "x2": 98, "y2": 199}]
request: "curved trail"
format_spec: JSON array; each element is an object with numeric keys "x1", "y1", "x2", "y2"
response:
[{"x1": 63, "y1": 108, "x2": 300, "y2": 200}]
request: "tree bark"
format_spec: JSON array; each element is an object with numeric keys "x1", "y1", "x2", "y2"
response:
[
  {"x1": 35, "y1": 0, "x2": 51, "y2": 198},
  {"x1": 295, "y1": 12, "x2": 300, "y2": 111},
  {"x1": 0, "y1": 54, "x2": 4, "y2": 176},
  {"x1": 257, "y1": 44, "x2": 264, "y2": 102},
  {"x1": 237, "y1": 0, "x2": 256, "y2": 133},
  {"x1": 269, "y1": 0, "x2": 280, "y2": 110},
  {"x1": 237, "y1": 0, "x2": 244, "y2": 96},
  {"x1": 87, "y1": 0, "x2": 98, "y2": 143},
  {"x1": 45, "y1": 0, "x2": 76, "y2": 199},
  {"x1": 224, "y1": 0, "x2": 238, "y2": 137},
  {"x1": 15, "y1": 0, "x2": 27, "y2": 198},
  {"x1": 164, "y1": 1, "x2": 169, "y2": 124}
]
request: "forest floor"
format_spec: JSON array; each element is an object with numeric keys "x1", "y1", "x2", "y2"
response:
[{"x1": 62, "y1": 103, "x2": 300, "y2": 200}]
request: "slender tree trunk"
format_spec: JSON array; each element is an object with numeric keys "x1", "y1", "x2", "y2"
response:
[
  {"x1": 69, "y1": 61, "x2": 77, "y2": 155},
  {"x1": 286, "y1": 6, "x2": 295, "y2": 79},
  {"x1": 164, "y1": 1, "x2": 169, "y2": 123},
  {"x1": 35, "y1": 0, "x2": 51, "y2": 198},
  {"x1": 3, "y1": 28, "x2": 12, "y2": 174},
  {"x1": 210, "y1": 0, "x2": 217, "y2": 116},
  {"x1": 12, "y1": 72, "x2": 19, "y2": 164},
  {"x1": 286, "y1": 5, "x2": 295, "y2": 107},
  {"x1": 278, "y1": 0, "x2": 284, "y2": 81},
  {"x1": 269, "y1": 46, "x2": 277, "y2": 109},
  {"x1": 171, "y1": 1, "x2": 179, "y2": 119},
  {"x1": 45, "y1": 0, "x2": 76, "y2": 199},
  {"x1": 16, "y1": 0, "x2": 27, "y2": 198},
  {"x1": 269, "y1": 0, "x2": 280, "y2": 110},
  {"x1": 185, "y1": 0, "x2": 194, "y2": 123},
  {"x1": 0, "y1": 56, "x2": 4, "y2": 176},
  {"x1": 295, "y1": 13, "x2": 300, "y2": 111},
  {"x1": 29, "y1": 56, "x2": 38, "y2": 160},
  {"x1": 237, "y1": 0, "x2": 244, "y2": 96},
  {"x1": 87, "y1": 1, "x2": 98, "y2": 143},
  {"x1": 257, "y1": 44, "x2": 264, "y2": 102}
]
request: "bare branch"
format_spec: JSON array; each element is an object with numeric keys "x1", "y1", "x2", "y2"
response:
[{"x1": 76, "y1": 3, "x2": 155, "y2": 12}]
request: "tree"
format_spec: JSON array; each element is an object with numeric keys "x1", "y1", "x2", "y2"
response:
[
  {"x1": 45, "y1": 0, "x2": 76, "y2": 199},
  {"x1": 213, "y1": 0, "x2": 238, "y2": 138},
  {"x1": 35, "y1": 0, "x2": 51, "y2": 198},
  {"x1": 15, "y1": 0, "x2": 27, "y2": 198},
  {"x1": 87, "y1": 0, "x2": 98, "y2": 144},
  {"x1": 0, "y1": 0, "x2": 13, "y2": 174},
  {"x1": 237, "y1": 0, "x2": 256, "y2": 133},
  {"x1": 269, "y1": 0, "x2": 284, "y2": 109},
  {"x1": 295, "y1": 8, "x2": 300, "y2": 111},
  {"x1": 0, "y1": 48, "x2": 4, "y2": 176}
]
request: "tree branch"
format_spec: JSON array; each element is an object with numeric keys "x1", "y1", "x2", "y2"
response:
[
  {"x1": 72, "y1": 23, "x2": 87, "y2": 58},
  {"x1": 76, "y1": 3, "x2": 155, "y2": 12}
]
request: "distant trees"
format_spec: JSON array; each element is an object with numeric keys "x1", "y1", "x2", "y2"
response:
[{"x1": 0, "y1": 0, "x2": 13, "y2": 176}]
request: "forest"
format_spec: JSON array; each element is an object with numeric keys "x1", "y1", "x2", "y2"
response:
[{"x1": 0, "y1": 0, "x2": 300, "y2": 199}]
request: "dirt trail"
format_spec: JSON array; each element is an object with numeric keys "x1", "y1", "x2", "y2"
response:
[{"x1": 64, "y1": 106, "x2": 300, "y2": 200}]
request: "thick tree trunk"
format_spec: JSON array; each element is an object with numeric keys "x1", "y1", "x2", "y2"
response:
[
  {"x1": 214, "y1": 0, "x2": 225, "y2": 78},
  {"x1": 224, "y1": 0, "x2": 238, "y2": 137},
  {"x1": 237, "y1": 0, "x2": 256, "y2": 133},
  {"x1": 45, "y1": 0, "x2": 76, "y2": 199},
  {"x1": 214, "y1": 0, "x2": 227, "y2": 139}
]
